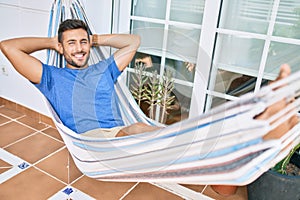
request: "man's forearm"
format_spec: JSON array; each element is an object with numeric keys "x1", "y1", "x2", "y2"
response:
[
  {"x1": 0, "y1": 37, "x2": 58, "y2": 84},
  {"x1": 91, "y1": 34, "x2": 140, "y2": 50},
  {"x1": 0, "y1": 37, "x2": 58, "y2": 55},
  {"x1": 91, "y1": 34, "x2": 140, "y2": 71}
]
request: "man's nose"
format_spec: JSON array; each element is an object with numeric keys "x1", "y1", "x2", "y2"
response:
[{"x1": 75, "y1": 42, "x2": 83, "y2": 51}]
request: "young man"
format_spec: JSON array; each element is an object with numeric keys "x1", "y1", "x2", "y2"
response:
[{"x1": 0, "y1": 19, "x2": 157, "y2": 137}]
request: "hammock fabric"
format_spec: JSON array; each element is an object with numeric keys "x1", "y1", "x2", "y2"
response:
[{"x1": 45, "y1": 0, "x2": 300, "y2": 186}]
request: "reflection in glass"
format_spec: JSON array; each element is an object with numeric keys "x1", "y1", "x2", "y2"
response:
[
  {"x1": 133, "y1": 52, "x2": 161, "y2": 74},
  {"x1": 170, "y1": 84, "x2": 192, "y2": 123},
  {"x1": 167, "y1": 25, "x2": 201, "y2": 63},
  {"x1": 128, "y1": 55, "x2": 192, "y2": 124},
  {"x1": 214, "y1": 34, "x2": 265, "y2": 75},
  {"x1": 265, "y1": 42, "x2": 300, "y2": 78},
  {"x1": 273, "y1": 1, "x2": 300, "y2": 39},
  {"x1": 219, "y1": 0, "x2": 273, "y2": 34},
  {"x1": 131, "y1": 20, "x2": 165, "y2": 54},
  {"x1": 165, "y1": 57, "x2": 195, "y2": 83},
  {"x1": 208, "y1": 96, "x2": 227, "y2": 109},
  {"x1": 208, "y1": 74, "x2": 267, "y2": 109},
  {"x1": 170, "y1": 0, "x2": 205, "y2": 24},
  {"x1": 212, "y1": 70, "x2": 259, "y2": 97},
  {"x1": 132, "y1": 0, "x2": 167, "y2": 19}
]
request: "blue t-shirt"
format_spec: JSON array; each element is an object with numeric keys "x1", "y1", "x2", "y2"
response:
[{"x1": 35, "y1": 55, "x2": 124, "y2": 133}]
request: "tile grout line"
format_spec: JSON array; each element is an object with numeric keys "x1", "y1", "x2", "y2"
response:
[
  {"x1": 32, "y1": 146, "x2": 70, "y2": 186},
  {"x1": 1, "y1": 104, "x2": 59, "y2": 130},
  {"x1": 15, "y1": 116, "x2": 64, "y2": 144},
  {"x1": 68, "y1": 174, "x2": 85, "y2": 185},
  {"x1": 0, "y1": 113, "x2": 26, "y2": 121},
  {"x1": 0, "y1": 118, "x2": 13, "y2": 127},
  {"x1": 39, "y1": 131, "x2": 65, "y2": 144},
  {"x1": 119, "y1": 182, "x2": 140, "y2": 200},
  {"x1": 2, "y1": 131, "x2": 40, "y2": 149},
  {"x1": 10, "y1": 115, "x2": 49, "y2": 133},
  {"x1": 0, "y1": 114, "x2": 42, "y2": 133},
  {"x1": 0, "y1": 166, "x2": 14, "y2": 169},
  {"x1": 0, "y1": 113, "x2": 24, "y2": 126},
  {"x1": 1, "y1": 114, "x2": 52, "y2": 148},
  {"x1": 32, "y1": 145, "x2": 67, "y2": 167},
  {"x1": 1, "y1": 112, "x2": 51, "y2": 133},
  {"x1": 2, "y1": 112, "x2": 65, "y2": 145},
  {"x1": 32, "y1": 146, "x2": 86, "y2": 188},
  {"x1": 33, "y1": 165, "x2": 69, "y2": 186}
]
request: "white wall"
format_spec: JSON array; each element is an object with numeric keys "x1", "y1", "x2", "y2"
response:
[{"x1": 0, "y1": 0, "x2": 113, "y2": 116}]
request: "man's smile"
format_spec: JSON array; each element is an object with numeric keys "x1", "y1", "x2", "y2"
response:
[{"x1": 73, "y1": 52, "x2": 86, "y2": 60}]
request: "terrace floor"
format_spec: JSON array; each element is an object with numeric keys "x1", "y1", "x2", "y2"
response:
[{"x1": 0, "y1": 97, "x2": 247, "y2": 199}]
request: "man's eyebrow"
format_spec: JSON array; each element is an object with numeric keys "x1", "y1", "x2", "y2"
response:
[
  {"x1": 66, "y1": 38, "x2": 88, "y2": 43},
  {"x1": 66, "y1": 39, "x2": 76, "y2": 42}
]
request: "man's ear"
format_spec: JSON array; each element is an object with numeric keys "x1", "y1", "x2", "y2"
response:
[{"x1": 57, "y1": 43, "x2": 63, "y2": 54}]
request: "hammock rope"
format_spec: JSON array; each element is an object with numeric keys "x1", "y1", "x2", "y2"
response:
[{"x1": 44, "y1": 0, "x2": 300, "y2": 186}]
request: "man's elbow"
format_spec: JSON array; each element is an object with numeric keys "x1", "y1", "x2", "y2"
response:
[
  {"x1": 0, "y1": 40, "x2": 4, "y2": 52},
  {"x1": 133, "y1": 34, "x2": 141, "y2": 50},
  {"x1": 0, "y1": 40, "x2": 9, "y2": 54}
]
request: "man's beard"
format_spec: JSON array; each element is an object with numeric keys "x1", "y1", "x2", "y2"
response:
[{"x1": 65, "y1": 53, "x2": 90, "y2": 69}]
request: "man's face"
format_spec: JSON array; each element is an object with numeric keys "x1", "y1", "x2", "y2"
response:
[{"x1": 60, "y1": 28, "x2": 90, "y2": 69}]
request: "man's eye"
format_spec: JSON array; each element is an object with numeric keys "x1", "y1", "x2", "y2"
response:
[{"x1": 68, "y1": 42, "x2": 75, "y2": 45}]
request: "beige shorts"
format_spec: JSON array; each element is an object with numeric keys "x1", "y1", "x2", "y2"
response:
[{"x1": 82, "y1": 126, "x2": 124, "y2": 138}]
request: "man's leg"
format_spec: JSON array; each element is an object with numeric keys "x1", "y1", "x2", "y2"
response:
[
  {"x1": 116, "y1": 122, "x2": 161, "y2": 137},
  {"x1": 212, "y1": 64, "x2": 299, "y2": 196}
]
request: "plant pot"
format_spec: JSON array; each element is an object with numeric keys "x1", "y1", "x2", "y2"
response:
[{"x1": 247, "y1": 169, "x2": 300, "y2": 200}]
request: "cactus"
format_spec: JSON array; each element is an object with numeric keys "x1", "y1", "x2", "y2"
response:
[
  {"x1": 130, "y1": 62, "x2": 175, "y2": 123},
  {"x1": 157, "y1": 69, "x2": 175, "y2": 123},
  {"x1": 130, "y1": 62, "x2": 148, "y2": 106}
]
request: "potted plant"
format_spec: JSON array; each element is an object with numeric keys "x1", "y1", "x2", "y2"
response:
[
  {"x1": 130, "y1": 61, "x2": 175, "y2": 124},
  {"x1": 247, "y1": 143, "x2": 300, "y2": 200}
]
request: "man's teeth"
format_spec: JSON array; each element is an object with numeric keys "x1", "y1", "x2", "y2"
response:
[{"x1": 75, "y1": 54, "x2": 84, "y2": 58}]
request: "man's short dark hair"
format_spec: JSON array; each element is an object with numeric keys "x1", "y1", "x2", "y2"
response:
[{"x1": 58, "y1": 19, "x2": 89, "y2": 43}]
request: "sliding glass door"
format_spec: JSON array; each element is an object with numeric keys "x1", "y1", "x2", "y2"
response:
[{"x1": 115, "y1": 0, "x2": 300, "y2": 123}]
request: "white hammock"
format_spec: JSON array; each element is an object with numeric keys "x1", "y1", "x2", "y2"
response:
[{"x1": 44, "y1": 0, "x2": 300, "y2": 187}]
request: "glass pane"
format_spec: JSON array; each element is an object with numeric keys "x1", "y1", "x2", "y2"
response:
[
  {"x1": 265, "y1": 42, "x2": 300, "y2": 79},
  {"x1": 132, "y1": 0, "x2": 167, "y2": 19},
  {"x1": 131, "y1": 20, "x2": 164, "y2": 55},
  {"x1": 167, "y1": 25, "x2": 201, "y2": 63},
  {"x1": 210, "y1": 69, "x2": 259, "y2": 97},
  {"x1": 206, "y1": 95, "x2": 228, "y2": 110},
  {"x1": 171, "y1": 84, "x2": 192, "y2": 123},
  {"x1": 214, "y1": 69, "x2": 259, "y2": 96},
  {"x1": 273, "y1": 1, "x2": 300, "y2": 39},
  {"x1": 214, "y1": 34, "x2": 265, "y2": 76},
  {"x1": 219, "y1": 0, "x2": 273, "y2": 34},
  {"x1": 170, "y1": 0, "x2": 205, "y2": 24},
  {"x1": 165, "y1": 57, "x2": 195, "y2": 82}
]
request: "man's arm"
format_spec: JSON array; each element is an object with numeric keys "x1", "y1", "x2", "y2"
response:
[
  {"x1": 91, "y1": 34, "x2": 140, "y2": 71},
  {"x1": 0, "y1": 37, "x2": 59, "y2": 84}
]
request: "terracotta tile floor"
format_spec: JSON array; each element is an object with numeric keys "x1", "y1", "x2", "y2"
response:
[{"x1": 0, "y1": 104, "x2": 248, "y2": 199}]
